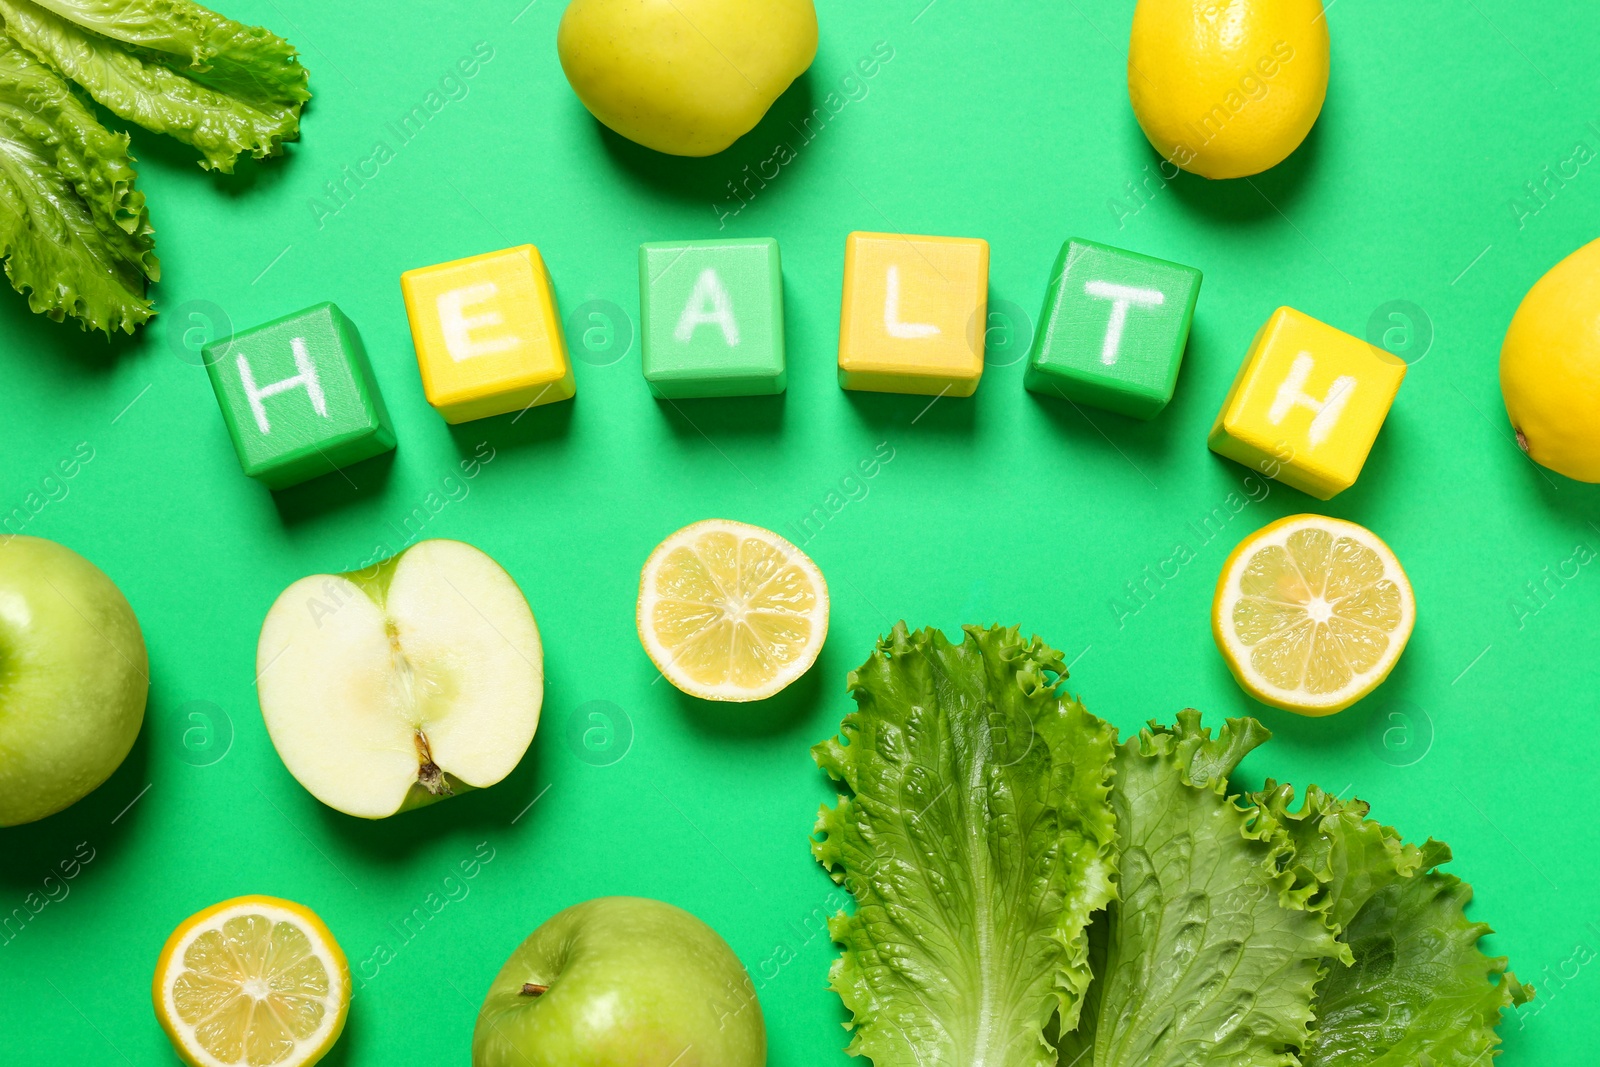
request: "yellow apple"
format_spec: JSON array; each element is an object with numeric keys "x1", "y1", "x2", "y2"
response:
[{"x1": 557, "y1": 0, "x2": 818, "y2": 156}]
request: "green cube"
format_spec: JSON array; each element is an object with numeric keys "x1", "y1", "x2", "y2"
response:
[
  {"x1": 639, "y1": 238, "x2": 786, "y2": 398},
  {"x1": 1024, "y1": 239, "x2": 1202, "y2": 419},
  {"x1": 203, "y1": 303, "x2": 396, "y2": 490}
]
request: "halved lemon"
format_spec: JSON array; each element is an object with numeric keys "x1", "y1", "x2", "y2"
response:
[
  {"x1": 153, "y1": 895, "x2": 350, "y2": 1067},
  {"x1": 637, "y1": 519, "x2": 829, "y2": 701},
  {"x1": 1213, "y1": 514, "x2": 1415, "y2": 716}
]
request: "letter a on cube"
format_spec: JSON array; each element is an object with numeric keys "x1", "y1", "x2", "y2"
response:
[
  {"x1": 203, "y1": 303, "x2": 396, "y2": 490},
  {"x1": 838, "y1": 231, "x2": 989, "y2": 396},
  {"x1": 639, "y1": 238, "x2": 785, "y2": 398},
  {"x1": 401, "y1": 245, "x2": 575, "y2": 423},
  {"x1": 1208, "y1": 307, "x2": 1406, "y2": 500}
]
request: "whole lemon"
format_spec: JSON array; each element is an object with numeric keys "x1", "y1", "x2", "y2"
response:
[
  {"x1": 1500, "y1": 238, "x2": 1600, "y2": 483},
  {"x1": 557, "y1": 0, "x2": 818, "y2": 157},
  {"x1": 1127, "y1": 0, "x2": 1329, "y2": 180}
]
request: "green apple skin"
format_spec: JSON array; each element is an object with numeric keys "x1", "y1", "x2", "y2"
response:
[
  {"x1": 473, "y1": 897, "x2": 765, "y2": 1067},
  {"x1": 557, "y1": 0, "x2": 818, "y2": 156},
  {"x1": 0, "y1": 537, "x2": 148, "y2": 827}
]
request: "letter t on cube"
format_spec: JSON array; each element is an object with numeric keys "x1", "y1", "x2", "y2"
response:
[
  {"x1": 1024, "y1": 238, "x2": 1202, "y2": 419},
  {"x1": 1208, "y1": 307, "x2": 1406, "y2": 500},
  {"x1": 401, "y1": 245, "x2": 575, "y2": 423},
  {"x1": 203, "y1": 302, "x2": 396, "y2": 490}
]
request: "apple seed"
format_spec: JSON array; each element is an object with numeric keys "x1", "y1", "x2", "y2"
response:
[{"x1": 414, "y1": 730, "x2": 453, "y2": 797}]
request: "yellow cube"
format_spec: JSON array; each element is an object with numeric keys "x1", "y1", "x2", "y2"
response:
[
  {"x1": 838, "y1": 231, "x2": 989, "y2": 396},
  {"x1": 401, "y1": 245, "x2": 575, "y2": 424},
  {"x1": 1209, "y1": 307, "x2": 1406, "y2": 500}
]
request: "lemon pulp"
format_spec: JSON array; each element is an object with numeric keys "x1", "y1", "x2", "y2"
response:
[
  {"x1": 651, "y1": 530, "x2": 819, "y2": 689},
  {"x1": 1214, "y1": 515, "x2": 1415, "y2": 715},
  {"x1": 639, "y1": 520, "x2": 828, "y2": 701},
  {"x1": 1232, "y1": 525, "x2": 1404, "y2": 696},
  {"x1": 172, "y1": 914, "x2": 332, "y2": 1066}
]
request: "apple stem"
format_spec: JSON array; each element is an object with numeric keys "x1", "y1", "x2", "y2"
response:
[
  {"x1": 414, "y1": 731, "x2": 454, "y2": 797},
  {"x1": 520, "y1": 983, "x2": 548, "y2": 997},
  {"x1": 1514, "y1": 428, "x2": 1531, "y2": 455}
]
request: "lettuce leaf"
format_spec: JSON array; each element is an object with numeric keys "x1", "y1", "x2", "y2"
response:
[
  {"x1": 1254, "y1": 784, "x2": 1533, "y2": 1066},
  {"x1": 0, "y1": 34, "x2": 156, "y2": 332},
  {"x1": 24, "y1": 0, "x2": 310, "y2": 104},
  {"x1": 1058, "y1": 712, "x2": 1345, "y2": 1067},
  {"x1": 0, "y1": 0, "x2": 308, "y2": 172},
  {"x1": 809, "y1": 630, "x2": 1528, "y2": 1067},
  {"x1": 0, "y1": 0, "x2": 304, "y2": 332},
  {"x1": 812, "y1": 624, "x2": 1119, "y2": 1067}
]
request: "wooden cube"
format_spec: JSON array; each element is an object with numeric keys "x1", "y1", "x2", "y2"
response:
[
  {"x1": 401, "y1": 245, "x2": 575, "y2": 424},
  {"x1": 1209, "y1": 307, "x2": 1406, "y2": 500},
  {"x1": 639, "y1": 238, "x2": 786, "y2": 398},
  {"x1": 203, "y1": 303, "x2": 395, "y2": 490},
  {"x1": 838, "y1": 231, "x2": 989, "y2": 397},
  {"x1": 1024, "y1": 238, "x2": 1202, "y2": 419}
]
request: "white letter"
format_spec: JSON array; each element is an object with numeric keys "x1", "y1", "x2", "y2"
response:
[
  {"x1": 883, "y1": 265, "x2": 938, "y2": 339},
  {"x1": 237, "y1": 338, "x2": 327, "y2": 435},
  {"x1": 1084, "y1": 280, "x2": 1164, "y2": 365},
  {"x1": 307, "y1": 598, "x2": 337, "y2": 628},
  {"x1": 675, "y1": 269, "x2": 740, "y2": 346},
  {"x1": 1268, "y1": 353, "x2": 1357, "y2": 447},
  {"x1": 438, "y1": 283, "x2": 519, "y2": 362}
]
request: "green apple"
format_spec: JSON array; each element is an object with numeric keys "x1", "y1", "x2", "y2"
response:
[
  {"x1": 0, "y1": 536, "x2": 147, "y2": 827},
  {"x1": 557, "y1": 0, "x2": 818, "y2": 156},
  {"x1": 473, "y1": 897, "x2": 765, "y2": 1067},
  {"x1": 256, "y1": 539, "x2": 542, "y2": 819}
]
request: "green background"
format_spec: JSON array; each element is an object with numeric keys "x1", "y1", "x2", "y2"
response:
[{"x1": 2, "y1": 0, "x2": 1596, "y2": 1063}]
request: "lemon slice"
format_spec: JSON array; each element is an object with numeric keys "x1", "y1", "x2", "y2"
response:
[
  {"x1": 153, "y1": 895, "x2": 349, "y2": 1067},
  {"x1": 1213, "y1": 514, "x2": 1415, "y2": 716},
  {"x1": 637, "y1": 519, "x2": 829, "y2": 701}
]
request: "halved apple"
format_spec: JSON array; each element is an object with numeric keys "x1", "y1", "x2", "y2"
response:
[{"x1": 256, "y1": 540, "x2": 542, "y2": 819}]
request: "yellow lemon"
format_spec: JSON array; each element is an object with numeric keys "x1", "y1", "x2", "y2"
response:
[
  {"x1": 1212, "y1": 515, "x2": 1415, "y2": 716},
  {"x1": 1128, "y1": 0, "x2": 1329, "y2": 179},
  {"x1": 1500, "y1": 237, "x2": 1600, "y2": 483},
  {"x1": 637, "y1": 519, "x2": 828, "y2": 701},
  {"x1": 153, "y1": 896, "x2": 350, "y2": 1067}
]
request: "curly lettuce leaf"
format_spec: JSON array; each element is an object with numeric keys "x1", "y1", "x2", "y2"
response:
[
  {"x1": 25, "y1": 0, "x2": 309, "y2": 103},
  {"x1": 812, "y1": 624, "x2": 1119, "y2": 1067},
  {"x1": 1254, "y1": 784, "x2": 1533, "y2": 1067},
  {"x1": 1059, "y1": 711, "x2": 1344, "y2": 1067},
  {"x1": 0, "y1": 0, "x2": 307, "y2": 171},
  {"x1": 0, "y1": 35, "x2": 156, "y2": 332}
]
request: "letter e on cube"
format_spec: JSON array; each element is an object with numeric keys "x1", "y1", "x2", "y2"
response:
[{"x1": 401, "y1": 245, "x2": 575, "y2": 424}]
